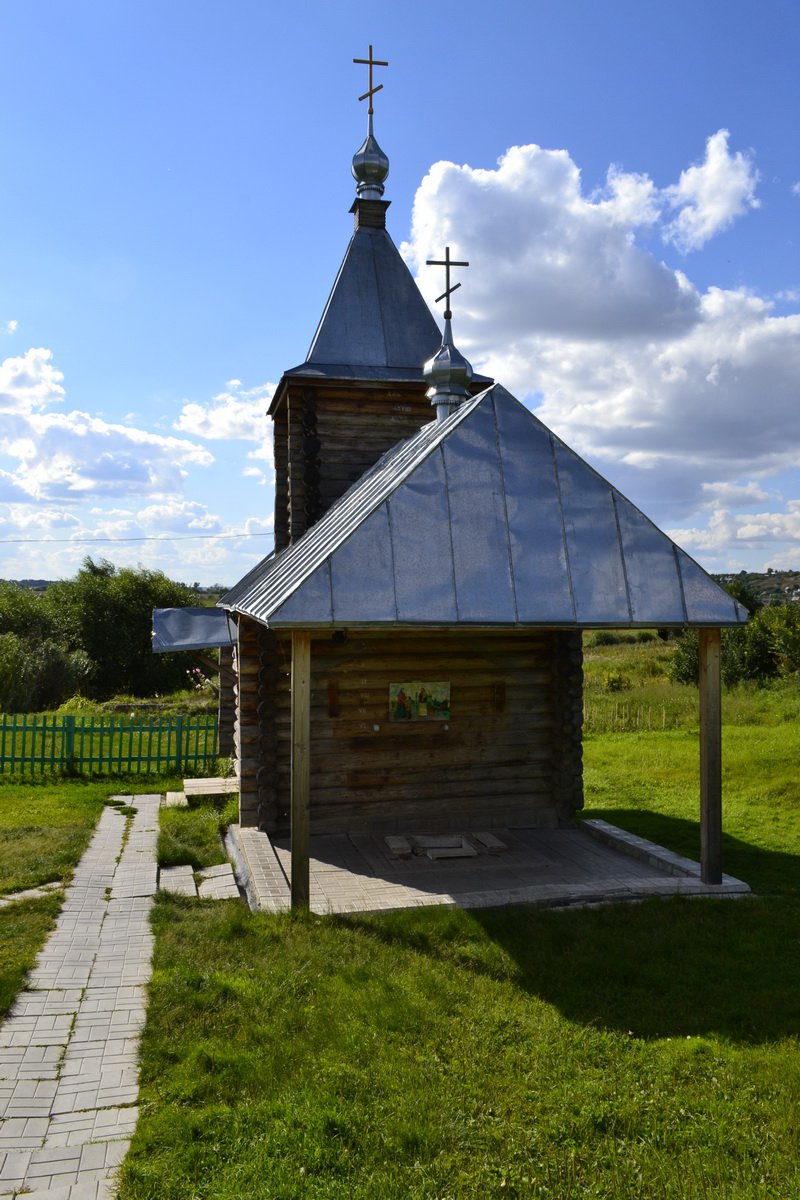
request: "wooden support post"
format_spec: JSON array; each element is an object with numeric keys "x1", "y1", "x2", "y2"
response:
[
  {"x1": 699, "y1": 628, "x2": 722, "y2": 885},
  {"x1": 290, "y1": 631, "x2": 311, "y2": 910}
]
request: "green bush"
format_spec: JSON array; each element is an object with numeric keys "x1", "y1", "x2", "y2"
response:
[
  {"x1": 42, "y1": 558, "x2": 195, "y2": 700},
  {"x1": 0, "y1": 633, "x2": 91, "y2": 712},
  {"x1": 669, "y1": 602, "x2": 800, "y2": 687}
]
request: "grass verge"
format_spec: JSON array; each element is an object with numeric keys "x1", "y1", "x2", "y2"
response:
[
  {"x1": 0, "y1": 892, "x2": 63, "y2": 1017},
  {"x1": 158, "y1": 795, "x2": 238, "y2": 871},
  {"x1": 120, "y1": 710, "x2": 800, "y2": 1199},
  {"x1": 121, "y1": 897, "x2": 800, "y2": 1200}
]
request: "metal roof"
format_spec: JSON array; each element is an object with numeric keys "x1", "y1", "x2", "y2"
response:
[
  {"x1": 221, "y1": 384, "x2": 748, "y2": 629},
  {"x1": 305, "y1": 223, "x2": 443, "y2": 375},
  {"x1": 152, "y1": 607, "x2": 235, "y2": 652}
]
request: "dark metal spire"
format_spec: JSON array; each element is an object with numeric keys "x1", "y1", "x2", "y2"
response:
[{"x1": 424, "y1": 248, "x2": 474, "y2": 421}]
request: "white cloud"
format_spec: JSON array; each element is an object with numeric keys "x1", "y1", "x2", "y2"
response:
[
  {"x1": 0, "y1": 348, "x2": 214, "y2": 505},
  {"x1": 403, "y1": 145, "x2": 700, "y2": 344},
  {"x1": 700, "y1": 481, "x2": 772, "y2": 508},
  {"x1": 404, "y1": 134, "x2": 799, "y2": 571},
  {"x1": 792, "y1": 182, "x2": 800, "y2": 197},
  {"x1": 175, "y1": 379, "x2": 276, "y2": 441},
  {"x1": 2, "y1": 320, "x2": 18, "y2": 335},
  {"x1": 662, "y1": 130, "x2": 760, "y2": 252},
  {"x1": 0, "y1": 347, "x2": 64, "y2": 414}
]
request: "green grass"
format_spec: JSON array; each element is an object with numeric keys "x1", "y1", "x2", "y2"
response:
[
  {"x1": 0, "y1": 774, "x2": 181, "y2": 1019},
  {"x1": 582, "y1": 634, "x2": 800, "y2": 732},
  {"x1": 158, "y1": 795, "x2": 238, "y2": 870},
  {"x1": 120, "y1": 897, "x2": 800, "y2": 1199},
  {"x1": 0, "y1": 778, "x2": 112, "y2": 894},
  {"x1": 119, "y1": 692, "x2": 800, "y2": 1200},
  {"x1": 583, "y1": 726, "x2": 800, "y2": 895},
  {"x1": 0, "y1": 892, "x2": 63, "y2": 1017}
]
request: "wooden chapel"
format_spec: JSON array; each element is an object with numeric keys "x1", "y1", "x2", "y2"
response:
[{"x1": 219, "y1": 54, "x2": 747, "y2": 908}]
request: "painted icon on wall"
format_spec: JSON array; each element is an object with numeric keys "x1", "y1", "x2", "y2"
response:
[{"x1": 389, "y1": 681, "x2": 451, "y2": 721}]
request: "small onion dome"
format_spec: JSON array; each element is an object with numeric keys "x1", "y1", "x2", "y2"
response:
[
  {"x1": 352, "y1": 115, "x2": 389, "y2": 199},
  {"x1": 424, "y1": 317, "x2": 473, "y2": 422}
]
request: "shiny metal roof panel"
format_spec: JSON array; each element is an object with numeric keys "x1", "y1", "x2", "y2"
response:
[
  {"x1": 389, "y1": 452, "x2": 459, "y2": 623},
  {"x1": 616, "y1": 503, "x2": 687, "y2": 624},
  {"x1": 330, "y1": 506, "x2": 396, "y2": 621},
  {"x1": 223, "y1": 383, "x2": 748, "y2": 629},
  {"x1": 305, "y1": 226, "x2": 442, "y2": 369},
  {"x1": 677, "y1": 549, "x2": 742, "y2": 624},
  {"x1": 555, "y1": 441, "x2": 631, "y2": 625},
  {"x1": 494, "y1": 396, "x2": 574, "y2": 622},
  {"x1": 442, "y1": 402, "x2": 517, "y2": 622}
]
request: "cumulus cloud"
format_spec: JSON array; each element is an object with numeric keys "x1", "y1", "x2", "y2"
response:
[
  {"x1": 175, "y1": 379, "x2": 276, "y2": 441},
  {"x1": 0, "y1": 348, "x2": 65, "y2": 413},
  {"x1": 3, "y1": 320, "x2": 18, "y2": 335},
  {"x1": 0, "y1": 347, "x2": 214, "y2": 507},
  {"x1": 662, "y1": 130, "x2": 759, "y2": 252},
  {"x1": 404, "y1": 145, "x2": 700, "y2": 344},
  {"x1": 404, "y1": 132, "x2": 799, "y2": 570}
]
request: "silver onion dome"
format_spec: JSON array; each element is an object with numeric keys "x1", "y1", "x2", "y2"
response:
[
  {"x1": 424, "y1": 317, "x2": 473, "y2": 422},
  {"x1": 352, "y1": 113, "x2": 389, "y2": 199}
]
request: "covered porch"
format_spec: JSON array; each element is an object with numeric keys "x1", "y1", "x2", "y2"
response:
[{"x1": 227, "y1": 817, "x2": 750, "y2": 916}]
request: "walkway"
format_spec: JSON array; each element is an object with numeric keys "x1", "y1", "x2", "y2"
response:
[{"x1": 0, "y1": 795, "x2": 160, "y2": 1200}]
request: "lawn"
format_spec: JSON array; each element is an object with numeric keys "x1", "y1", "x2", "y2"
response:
[
  {"x1": 117, "y1": 666, "x2": 800, "y2": 1200},
  {"x1": 0, "y1": 774, "x2": 181, "y2": 1019},
  {"x1": 3, "y1": 653, "x2": 799, "y2": 1199}
]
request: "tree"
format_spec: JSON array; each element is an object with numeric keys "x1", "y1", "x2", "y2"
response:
[{"x1": 43, "y1": 558, "x2": 195, "y2": 699}]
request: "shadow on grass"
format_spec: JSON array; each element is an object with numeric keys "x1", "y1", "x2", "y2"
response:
[{"x1": 339, "y1": 814, "x2": 800, "y2": 1045}]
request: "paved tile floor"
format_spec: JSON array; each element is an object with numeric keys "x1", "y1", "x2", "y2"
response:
[
  {"x1": 231, "y1": 820, "x2": 750, "y2": 915},
  {"x1": 0, "y1": 795, "x2": 160, "y2": 1200}
]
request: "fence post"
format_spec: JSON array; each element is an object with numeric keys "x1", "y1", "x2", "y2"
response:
[
  {"x1": 174, "y1": 715, "x2": 184, "y2": 774},
  {"x1": 63, "y1": 715, "x2": 76, "y2": 774}
]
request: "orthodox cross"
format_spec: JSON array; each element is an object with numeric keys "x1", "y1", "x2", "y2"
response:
[
  {"x1": 353, "y1": 44, "x2": 388, "y2": 115},
  {"x1": 426, "y1": 247, "x2": 469, "y2": 320}
]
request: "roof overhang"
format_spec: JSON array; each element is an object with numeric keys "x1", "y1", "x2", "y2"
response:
[
  {"x1": 223, "y1": 384, "x2": 749, "y2": 632},
  {"x1": 152, "y1": 607, "x2": 236, "y2": 653}
]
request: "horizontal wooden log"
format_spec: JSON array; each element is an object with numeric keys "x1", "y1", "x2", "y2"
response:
[
  {"x1": 300, "y1": 795, "x2": 559, "y2": 831},
  {"x1": 287, "y1": 759, "x2": 551, "y2": 790}
]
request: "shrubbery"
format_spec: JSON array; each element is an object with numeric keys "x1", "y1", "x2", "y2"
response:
[
  {"x1": 0, "y1": 559, "x2": 196, "y2": 710},
  {"x1": 670, "y1": 601, "x2": 800, "y2": 687}
]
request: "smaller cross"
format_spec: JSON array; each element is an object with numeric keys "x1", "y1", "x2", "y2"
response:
[
  {"x1": 353, "y1": 44, "x2": 389, "y2": 116},
  {"x1": 426, "y1": 247, "x2": 469, "y2": 320}
]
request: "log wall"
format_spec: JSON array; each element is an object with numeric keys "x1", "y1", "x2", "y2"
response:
[
  {"x1": 272, "y1": 382, "x2": 434, "y2": 548},
  {"x1": 247, "y1": 628, "x2": 583, "y2": 835}
]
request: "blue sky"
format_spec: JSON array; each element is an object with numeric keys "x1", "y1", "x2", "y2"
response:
[{"x1": 1, "y1": 0, "x2": 799, "y2": 585}]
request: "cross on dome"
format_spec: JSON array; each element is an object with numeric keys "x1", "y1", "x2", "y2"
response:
[
  {"x1": 353, "y1": 44, "x2": 389, "y2": 116},
  {"x1": 426, "y1": 247, "x2": 469, "y2": 320}
]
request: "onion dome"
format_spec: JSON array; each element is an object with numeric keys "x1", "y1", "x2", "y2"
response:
[{"x1": 424, "y1": 316, "x2": 474, "y2": 422}]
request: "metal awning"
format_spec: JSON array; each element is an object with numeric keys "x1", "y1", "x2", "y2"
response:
[
  {"x1": 223, "y1": 383, "x2": 748, "y2": 630},
  {"x1": 152, "y1": 607, "x2": 235, "y2": 653}
]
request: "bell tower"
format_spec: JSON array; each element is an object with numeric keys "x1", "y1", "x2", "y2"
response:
[{"x1": 269, "y1": 46, "x2": 449, "y2": 550}]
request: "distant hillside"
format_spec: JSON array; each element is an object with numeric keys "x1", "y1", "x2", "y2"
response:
[{"x1": 717, "y1": 570, "x2": 800, "y2": 606}]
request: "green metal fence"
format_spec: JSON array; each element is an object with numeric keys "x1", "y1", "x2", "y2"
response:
[{"x1": 0, "y1": 713, "x2": 219, "y2": 776}]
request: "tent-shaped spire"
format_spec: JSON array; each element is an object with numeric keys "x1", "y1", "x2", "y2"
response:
[
  {"x1": 300, "y1": 222, "x2": 443, "y2": 375},
  {"x1": 222, "y1": 384, "x2": 748, "y2": 629},
  {"x1": 269, "y1": 63, "x2": 490, "y2": 408}
]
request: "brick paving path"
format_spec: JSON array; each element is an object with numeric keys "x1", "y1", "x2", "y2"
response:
[{"x1": 0, "y1": 795, "x2": 161, "y2": 1200}]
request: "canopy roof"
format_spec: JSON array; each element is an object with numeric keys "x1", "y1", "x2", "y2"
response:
[
  {"x1": 152, "y1": 607, "x2": 235, "y2": 652},
  {"x1": 222, "y1": 384, "x2": 747, "y2": 630}
]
